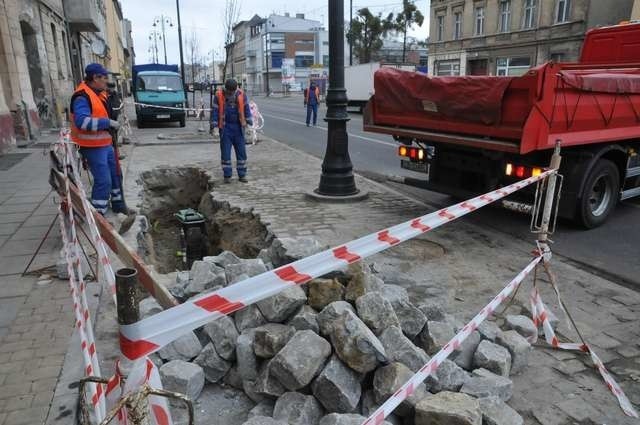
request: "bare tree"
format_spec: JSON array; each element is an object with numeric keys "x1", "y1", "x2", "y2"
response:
[
  {"x1": 222, "y1": 0, "x2": 242, "y2": 81},
  {"x1": 186, "y1": 29, "x2": 201, "y2": 85}
]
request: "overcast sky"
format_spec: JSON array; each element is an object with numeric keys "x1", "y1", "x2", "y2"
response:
[{"x1": 121, "y1": 0, "x2": 431, "y2": 65}]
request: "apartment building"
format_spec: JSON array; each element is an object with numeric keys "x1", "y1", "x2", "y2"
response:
[
  {"x1": 229, "y1": 13, "x2": 328, "y2": 94},
  {"x1": 428, "y1": 0, "x2": 633, "y2": 76}
]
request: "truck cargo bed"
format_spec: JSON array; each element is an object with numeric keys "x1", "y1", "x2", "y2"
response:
[{"x1": 366, "y1": 65, "x2": 640, "y2": 154}]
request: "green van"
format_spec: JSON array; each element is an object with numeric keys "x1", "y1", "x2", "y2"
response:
[{"x1": 133, "y1": 64, "x2": 186, "y2": 128}]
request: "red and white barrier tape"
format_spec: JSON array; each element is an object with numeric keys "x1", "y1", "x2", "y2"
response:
[
  {"x1": 105, "y1": 359, "x2": 173, "y2": 425},
  {"x1": 57, "y1": 147, "x2": 106, "y2": 420},
  {"x1": 530, "y1": 284, "x2": 638, "y2": 418},
  {"x1": 55, "y1": 133, "x2": 173, "y2": 422},
  {"x1": 57, "y1": 134, "x2": 118, "y2": 302},
  {"x1": 363, "y1": 255, "x2": 543, "y2": 424},
  {"x1": 118, "y1": 170, "x2": 553, "y2": 360}
]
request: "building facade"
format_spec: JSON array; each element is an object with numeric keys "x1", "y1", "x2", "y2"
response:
[
  {"x1": 0, "y1": 0, "x2": 80, "y2": 152},
  {"x1": 230, "y1": 13, "x2": 329, "y2": 94},
  {"x1": 0, "y1": 0, "x2": 133, "y2": 155},
  {"x1": 428, "y1": 0, "x2": 634, "y2": 76}
]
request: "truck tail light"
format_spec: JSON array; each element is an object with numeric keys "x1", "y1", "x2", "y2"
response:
[
  {"x1": 398, "y1": 146, "x2": 425, "y2": 162},
  {"x1": 505, "y1": 163, "x2": 543, "y2": 179}
]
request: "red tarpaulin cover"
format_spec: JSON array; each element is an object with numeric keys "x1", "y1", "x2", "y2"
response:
[
  {"x1": 373, "y1": 68, "x2": 515, "y2": 125},
  {"x1": 559, "y1": 69, "x2": 640, "y2": 94}
]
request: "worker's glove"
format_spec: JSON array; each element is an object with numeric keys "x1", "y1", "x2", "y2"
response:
[{"x1": 109, "y1": 119, "x2": 121, "y2": 130}]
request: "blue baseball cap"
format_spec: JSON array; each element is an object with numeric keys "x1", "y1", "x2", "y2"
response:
[{"x1": 85, "y1": 63, "x2": 109, "y2": 78}]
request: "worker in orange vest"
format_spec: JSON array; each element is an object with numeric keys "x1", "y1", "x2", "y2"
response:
[
  {"x1": 210, "y1": 79, "x2": 253, "y2": 183},
  {"x1": 69, "y1": 63, "x2": 127, "y2": 215},
  {"x1": 304, "y1": 81, "x2": 320, "y2": 127}
]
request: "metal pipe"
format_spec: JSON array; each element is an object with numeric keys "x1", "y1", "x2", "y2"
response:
[
  {"x1": 116, "y1": 267, "x2": 139, "y2": 326},
  {"x1": 538, "y1": 140, "x2": 562, "y2": 245}
]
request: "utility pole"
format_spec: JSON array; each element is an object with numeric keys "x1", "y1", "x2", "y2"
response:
[
  {"x1": 176, "y1": 0, "x2": 187, "y2": 106},
  {"x1": 311, "y1": 0, "x2": 362, "y2": 198},
  {"x1": 349, "y1": 0, "x2": 353, "y2": 66},
  {"x1": 153, "y1": 15, "x2": 174, "y2": 65}
]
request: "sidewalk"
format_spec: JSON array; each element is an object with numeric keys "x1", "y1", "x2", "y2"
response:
[
  {"x1": 122, "y1": 134, "x2": 640, "y2": 424},
  {"x1": 0, "y1": 140, "x2": 76, "y2": 425}
]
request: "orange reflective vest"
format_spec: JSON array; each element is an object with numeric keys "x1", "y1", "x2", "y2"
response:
[
  {"x1": 216, "y1": 89, "x2": 246, "y2": 129},
  {"x1": 70, "y1": 82, "x2": 112, "y2": 148},
  {"x1": 305, "y1": 86, "x2": 319, "y2": 104}
]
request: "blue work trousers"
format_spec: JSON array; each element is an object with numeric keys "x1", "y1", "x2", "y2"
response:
[
  {"x1": 79, "y1": 146, "x2": 125, "y2": 214},
  {"x1": 220, "y1": 125, "x2": 247, "y2": 178},
  {"x1": 306, "y1": 104, "x2": 318, "y2": 126}
]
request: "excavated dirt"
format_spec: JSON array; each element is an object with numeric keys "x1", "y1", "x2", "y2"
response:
[{"x1": 140, "y1": 167, "x2": 270, "y2": 273}]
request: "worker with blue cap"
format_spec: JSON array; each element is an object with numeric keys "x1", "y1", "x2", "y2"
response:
[{"x1": 69, "y1": 63, "x2": 129, "y2": 216}]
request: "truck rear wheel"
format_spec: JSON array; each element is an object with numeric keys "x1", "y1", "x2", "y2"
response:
[{"x1": 576, "y1": 159, "x2": 619, "y2": 228}]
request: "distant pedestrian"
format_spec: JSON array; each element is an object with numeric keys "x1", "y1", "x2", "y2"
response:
[
  {"x1": 304, "y1": 81, "x2": 320, "y2": 127},
  {"x1": 69, "y1": 63, "x2": 129, "y2": 216},
  {"x1": 211, "y1": 79, "x2": 253, "y2": 183}
]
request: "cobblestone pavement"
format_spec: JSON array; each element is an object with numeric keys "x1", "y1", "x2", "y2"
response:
[
  {"x1": 0, "y1": 145, "x2": 76, "y2": 425},
  {"x1": 124, "y1": 135, "x2": 640, "y2": 425}
]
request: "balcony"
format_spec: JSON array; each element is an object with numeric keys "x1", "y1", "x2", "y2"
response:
[{"x1": 64, "y1": 0, "x2": 101, "y2": 32}]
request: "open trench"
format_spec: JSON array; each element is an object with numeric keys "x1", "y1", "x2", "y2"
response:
[{"x1": 139, "y1": 166, "x2": 271, "y2": 274}]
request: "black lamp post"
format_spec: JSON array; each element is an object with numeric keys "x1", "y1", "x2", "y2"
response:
[
  {"x1": 176, "y1": 0, "x2": 187, "y2": 107},
  {"x1": 314, "y1": 0, "x2": 359, "y2": 197}
]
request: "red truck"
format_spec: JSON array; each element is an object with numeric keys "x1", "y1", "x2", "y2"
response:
[{"x1": 363, "y1": 23, "x2": 640, "y2": 228}]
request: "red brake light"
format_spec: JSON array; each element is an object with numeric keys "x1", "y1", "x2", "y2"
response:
[
  {"x1": 515, "y1": 166, "x2": 525, "y2": 178},
  {"x1": 409, "y1": 148, "x2": 417, "y2": 159}
]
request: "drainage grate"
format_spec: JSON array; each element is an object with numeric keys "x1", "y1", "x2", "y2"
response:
[{"x1": 0, "y1": 153, "x2": 30, "y2": 170}]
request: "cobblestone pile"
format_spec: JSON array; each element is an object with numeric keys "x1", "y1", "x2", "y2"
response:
[{"x1": 138, "y1": 237, "x2": 537, "y2": 425}]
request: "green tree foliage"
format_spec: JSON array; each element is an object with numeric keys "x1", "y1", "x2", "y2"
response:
[
  {"x1": 346, "y1": 8, "x2": 394, "y2": 64},
  {"x1": 393, "y1": 0, "x2": 425, "y2": 62}
]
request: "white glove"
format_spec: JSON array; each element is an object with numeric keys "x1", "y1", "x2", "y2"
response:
[{"x1": 109, "y1": 119, "x2": 121, "y2": 130}]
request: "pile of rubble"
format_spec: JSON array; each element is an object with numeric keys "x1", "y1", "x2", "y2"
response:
[{"x1": 140, "y1": 237, "x2": 539, "y2": 425}]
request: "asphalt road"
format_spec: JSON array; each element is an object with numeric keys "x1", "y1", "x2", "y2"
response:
[{"x1": 253, "y1": 95, "x2": 640, "y2": 289}]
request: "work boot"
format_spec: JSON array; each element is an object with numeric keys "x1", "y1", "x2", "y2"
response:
[
  {"x1": 239, "y1": 176, "x2": 248, "y2": 183},
  {"x1": 224, "y1": 177, "x2": 232, "y2": 184}
]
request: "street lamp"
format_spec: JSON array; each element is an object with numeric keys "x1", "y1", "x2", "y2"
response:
[
  {"x1": 312, "y1": 0, "x2": 362, "y2": 198},
  {"x1": 148, "y1": 30, "x2": 161, "y2": 63},
  {"x1": 153, "y1": 15, "x2": 174, "y2": 65}
]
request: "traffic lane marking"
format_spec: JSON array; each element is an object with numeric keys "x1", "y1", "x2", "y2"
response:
[{"x1": 260, "y1": 112, "x2": 397, "y2": 148}]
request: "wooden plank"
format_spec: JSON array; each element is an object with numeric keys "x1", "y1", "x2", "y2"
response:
[{"x1": 52, "y1": 167, "x2": 178, "y2": 309}]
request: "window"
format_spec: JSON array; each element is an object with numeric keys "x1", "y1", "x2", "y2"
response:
[
  {"x1": 523, "y1": 0, "x2": 537, "y2": 28},
  {"x1": 271, "y1": 51, "x2": 284, "y2": 68},
  {"x1": 499, "y1": 1, "x2": 511, "y2": 33},
  {"x1": 474, "y1": 7, "x2": 485, "y2": 36},
  {"x1": 496, "y1": 57, "x2": 531, "y2": 76},
  {"x1": 323, "y1": 54, "x2": 329, "y2": 66},
  {"x1": 136, "y1": 75, "x2": 183, "y2": 91},
  {"x1": 556, "y1": 0, "x2": 571, "y2": 23},
  {"x1": 436, "y1": 60, "x2": 460, "y2": 76},
  {"x1": 453, "y1": 12, "x2": 462, "y2": 40},
  {"x1": 295, "y1": 55, "x2": 314, "y2": 68},
  {"x1": 437, "y1": 15, "x2": 445, "y2": 41},
  {"x1": 51, "y1": 23, "x2": 63, "y2": 78}
]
